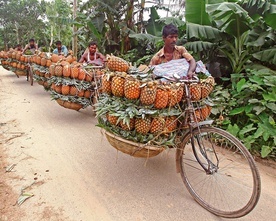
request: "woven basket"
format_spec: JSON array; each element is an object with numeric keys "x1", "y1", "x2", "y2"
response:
[{"x1": 104, "y1": 130, "x2": 164, "y2": 158}]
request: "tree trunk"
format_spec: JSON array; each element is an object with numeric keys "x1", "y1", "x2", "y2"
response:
[
  {"x1": 14, "y1": 22, "x2": 20, "y2": 44},
  {"x1": 49, "y1": 25, "x2": 54, "y2": 52},
  {"x1": 72, "y1": 0, "x2": 78, "y2": 56},
  {"x1": 123, "y1": 0, "x2": 134, "y2": 53},
  {"x1": 138, "y1": 0, "x2": 145, "y2": 33}
]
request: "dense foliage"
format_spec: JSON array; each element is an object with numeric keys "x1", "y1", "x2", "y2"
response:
[{"x1": 211, "y1": 67, "x2": 276, "y2": 158}]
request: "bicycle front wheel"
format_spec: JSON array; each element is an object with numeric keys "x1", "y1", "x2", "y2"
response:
[{"x1": 179, "y1": 126, "x2": 261, "y2": 218}]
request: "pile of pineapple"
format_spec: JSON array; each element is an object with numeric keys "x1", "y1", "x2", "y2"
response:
[
  {"x1": 0, "y1": 50, "x2": 29, "y2": 76},
  {"x1": 49, "y1": 56, "x2": 105, "y2": 111},
  {"x1": 31, "y1": 52, "x2": 54, "y2": 90},
  {"x1": 96, "y1": 55, "x2": 215, "y2": 147}
]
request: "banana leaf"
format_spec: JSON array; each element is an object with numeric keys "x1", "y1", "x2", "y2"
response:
[
  {"x1": 185, "y1": 0, "x2": 211, "y2": 25},
  {"x1": 186, "y1": 23, "x2": 222, "y2": 40},
  {"x1": 206, "y1": 2, "x2": 254, "y2": 37},
  {"x1": 252, "y1": 48, "x2": 276, "y2": 65}
]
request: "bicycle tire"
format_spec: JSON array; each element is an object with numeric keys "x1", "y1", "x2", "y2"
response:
[{"x1": 179, "y1": 126, "x2": 261, "y2": 218}]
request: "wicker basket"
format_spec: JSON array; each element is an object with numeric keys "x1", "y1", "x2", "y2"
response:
[{"x1": 104, "y1": 130, "x2": 164, "y2": 158}]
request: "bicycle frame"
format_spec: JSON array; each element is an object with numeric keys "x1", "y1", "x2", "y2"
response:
[{"x1": 175, "y1": 78, "x2": 218, "y2": 174}]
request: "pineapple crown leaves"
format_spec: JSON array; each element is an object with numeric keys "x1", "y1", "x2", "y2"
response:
[
  {"x1": 50, "y1": 90, "x2": 91, "y2": 107},
  {"x1": 159, "y1": 108, "x2": 182, "y2": 117},
  {"x1": 197, "y1": 72, "x2": 208, "y2": 80}
]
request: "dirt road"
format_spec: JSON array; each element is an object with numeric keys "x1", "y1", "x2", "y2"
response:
[{"x1": 0, "y1": 66, "x2": 276, "y2": 221}]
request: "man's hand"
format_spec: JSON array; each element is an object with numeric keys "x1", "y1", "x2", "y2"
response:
[{"x1": 187, "y1": 71, "x2": 196, "y2": 79}]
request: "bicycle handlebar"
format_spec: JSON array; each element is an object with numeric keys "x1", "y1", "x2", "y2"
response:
[
  {"x1": 163, "y1": 73, "x2": 199, "y2": 83},
  {"x1": 179, "y1": 75, "x2": 199, "y2": 83},
  {"x1": 82, "y1": 63, "x2": 104, "y2": 69}
]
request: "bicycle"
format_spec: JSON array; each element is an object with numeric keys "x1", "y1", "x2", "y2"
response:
[
  {"x1": 172, "y1": 76, "x2": 261, "y2": 218},
  {"x1": 24, "y1": 55, "x2": 34, "y2": 86},
  {"x1": 99, "y1": 74, "x2": 261, "y2": 218},
  {"x1": 82, "y1": 64, "x2": 105, "y2": 111}
]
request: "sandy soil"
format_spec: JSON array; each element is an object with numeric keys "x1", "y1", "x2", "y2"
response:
[{"x1": 0, "y1": 66, "x2": 276, "y2": 221}]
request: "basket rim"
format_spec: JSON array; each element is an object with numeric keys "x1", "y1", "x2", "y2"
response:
[{"x1": 104, "y1": 130, "x2": 164, "y2": 151}]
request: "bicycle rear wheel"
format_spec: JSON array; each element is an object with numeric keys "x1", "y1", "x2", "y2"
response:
[{"x1": 179, "y1": 126, "x2": 261, "y2": 218}]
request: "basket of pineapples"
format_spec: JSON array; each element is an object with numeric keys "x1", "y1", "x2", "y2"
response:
[
  {"x1": 0, "y1": 50, "x2": 29, "y2": 76},
  {"x1": 96, "y1": 56, "x2": 215, "y2": 158},
  {"x1": 49, "y1": 57, "x2": 105, "y2": 111},
  {"x1": 30, "y1": 52, "x2": 52, "y2": 89}
]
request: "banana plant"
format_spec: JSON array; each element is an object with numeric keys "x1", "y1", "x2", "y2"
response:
[{"x1": 185, "y1": 0, "x2": 276, "y2": 73}]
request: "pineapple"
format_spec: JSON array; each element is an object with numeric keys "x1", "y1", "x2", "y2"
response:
[
  {"x1": 61, "y1": 85, "x2": 70, "y2": 95},
  {"x1": 154, "y1": 87, "x2": 169, "y2": 109},
  {"x1": 107, "y1": 113, "x2": 119, "y2": 125},
  {"x1": 150, "y1": 117, "x2": 165, "y2": 134},
  {"x1": 84, "y1": 90, "x2": 91, "y2": 99},
  {"x1": 78, "y1": 68, "x2": 86, "y2": 81},
  {"x1": 36, "y1": 56, "x2": 41, "y2": 65},
  {"x1": 46, "y1": 59, "x2": 52, "y2": 67},
  {"x1": 85, "y1": 71, "x2": 93, "y2": 82},
  {"x1": 77, "y1": 89, "x2": 85, "y2": 97},
  {"x1": 71, "y1": 65, "x2": 79, "y2": 79},
  {"x1": 167, "y1": 86, "x2": 178, "y2": 107},
  {"x1": 201, "y1": 77, "x2": 215, "y2": 98},
  {"x1": 200, "y1": 105, "x2": 212, "y2": 120},
  {"x1": 194, "y1": 109, "x2": 202, "y2": 122},
  {"x1": 70, "y1": 86, "x2": 78, "y2": 96},
  {"x1": 111, "y1": 74, "x2": 125, "y2": 97},
  {"x1": 101, "y1": 74, "x2": 113, "y2": 95},
  {"x1": 120, "y1": 118, "x2": 135, "y2": 131},
  {"x1": 124, "y1": 76, "x2": 141, "y2": 100},
  {"x1": 176, "y1": 84, "x2": 184, "y2": 103},
  {"x1": 62, "y1": 65, "x2": 71, "y2": 77},
  {"x1": 201, "y1": 83, "x2": 213, "y2": 99},
  {"x1": 165, "y1": 116, "x2": 178, "y2": 132},
  {"x1": 55, "y1": 65, "x2": 63, "y2": 77},
  {"x1": 135, "y1": 117, "x2": 152, "y2": 135},
  {"x1": 49, "y1": 64, "x2": 55, "y2": 76},
  {"x1": 41, "y1": 57, "x2": 47, "y2": 66},
  {"x1": 140, "y1": 82, "x2": 157, "y2": 105},
  {"x1": 54, "y1": 84, "x2": 62, "y2": 94},
  {"x1": 106, "y1": 55, "x2": 129, "y2": 72},
  {"x1": 190, "y1": 83, "x2": 201, "y2": 101}
]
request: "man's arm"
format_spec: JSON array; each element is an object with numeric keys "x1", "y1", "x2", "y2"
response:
[
  {"x1": 149, "y1": 55, "x2": 160, "y2": 66},
  {"x1": 52, "y1": 48, "x2": 58, "y2": 55},
  {"x1": 79, "y1": 52, "x2": 88, "y2": 63},
  {"x1": 181, "y1": 47, "x2": 196, "y2": 79},
  {"x1": 22, "y1": 44, "x2": 29, "y2": 54},
  {"x1": 187, "y1": 58, "x2": 196, "y2": 79},
  {"x1": 98, "y1": 52, "x2": 106, "y2": 62}
]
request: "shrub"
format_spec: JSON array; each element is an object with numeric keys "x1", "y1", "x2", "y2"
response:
[{"x1": 211, "y1": 68, "x2": 276, "y2": 159}]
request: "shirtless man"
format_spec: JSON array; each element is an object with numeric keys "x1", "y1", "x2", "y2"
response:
[
  {"x1": 149, "y1": 24, "x2": 196, "y2": 79},
  {"x1": 22, "y1": 39, "x2": 38, "y2": 54},
  {"x1": 79, "y1": 41, "x2": 105, "y2": 66},
  {"x1": 15, "y1": 44, "x2": 23, "y2": 52}
]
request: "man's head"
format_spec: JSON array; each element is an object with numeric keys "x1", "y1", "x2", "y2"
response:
[
  {"x1": 88, "y1": 41, "x2": 97, "y2": 54},
  {"x1": 56, "y1": 40, "x2": 62, "y2": 50},
  {"x1": 162, "y1": 24, "x2": 178, "y2": 38},
  {"x1": 29, "y1": 39, "x2": 35, "y2": 46},
  {"x1": 16, "y1": 44, "x2": 22, "y2": 50},
  {"x1": 162, "y1": 24, "x2": 178, "y2": 48}
]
